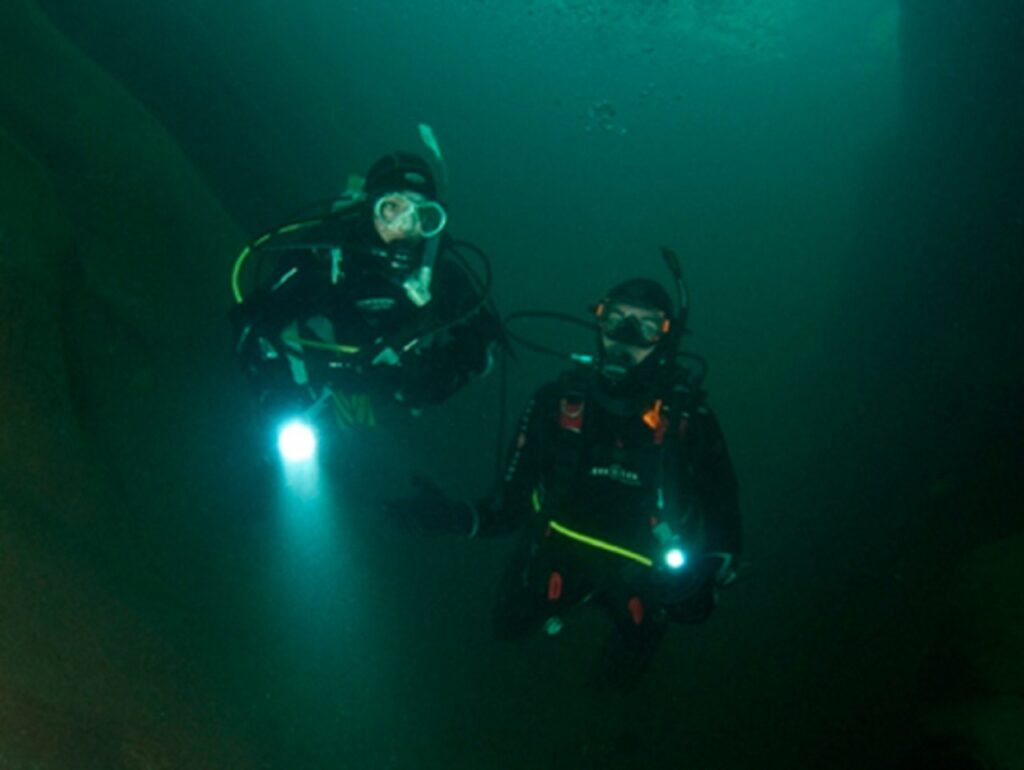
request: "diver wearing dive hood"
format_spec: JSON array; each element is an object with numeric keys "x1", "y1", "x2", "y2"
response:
[
  {"x1": 386, "y1": 275, "x2": 741, "y2": 691},
  {"x1": 594, "y1": 278, "x2": 677, "y2": 399},
  {"x1": 230, "y1": 151, "x2": 501, "y2": 423}
]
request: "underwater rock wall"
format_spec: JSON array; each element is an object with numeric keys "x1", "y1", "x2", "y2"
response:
[
  {"x1": 922, "y1": 532, "x2": 1024, "y2": 768},
  {"x1": 842, "y1": 1, "x2": 1024, "y2": 766},
  {"x1": 0, "y1": 0, "x2": 250, "y2": 766},
  {"x1": 842, "y1": 0, "x2": 1024, "y2": 526}
]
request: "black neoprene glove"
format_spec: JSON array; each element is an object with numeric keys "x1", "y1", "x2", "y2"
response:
[
  {"x1": 382, "y1": 476, "x2": 476, "y2": 536},
  {"x1": 650, "y1": 555, "x2": 722, "y2": 623}
]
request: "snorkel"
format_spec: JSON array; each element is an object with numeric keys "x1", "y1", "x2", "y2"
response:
[
  {"x1": 418, "y1": 123, "x2": 449, "y2": 193},
  {"x1": 394, "y1": 124, "x2": 449, "y2": 307},
  {"x1": 658, "y1": 245, "x2": 689, "y2": 362}
]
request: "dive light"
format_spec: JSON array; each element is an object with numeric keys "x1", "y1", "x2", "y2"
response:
[
  {"x1": 277, "y1": 419, "x2": 318, "y2": 463},
  {"x1": 664, "y1": 546, "x2": 688, "y2": 571},
  {"x1": 653, "y1": 521, "x2": 688, "y2": 571}
]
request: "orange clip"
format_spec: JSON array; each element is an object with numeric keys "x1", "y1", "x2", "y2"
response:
[{"x1": 642, "y1": 399, "x2": 663, "y2": 430}]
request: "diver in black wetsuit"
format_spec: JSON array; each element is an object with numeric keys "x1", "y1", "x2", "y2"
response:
[
  {"x1": 387, "y1": 277, "x2": 741, "y2": 690},
  {"x1": 230, "y1": 151, "x2": 501, "y2": 429}
]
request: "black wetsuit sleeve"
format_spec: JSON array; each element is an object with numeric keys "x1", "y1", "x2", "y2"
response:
[
  {"x1": 229, "y1": 212, "x2": 358, "y2": 370},
  {"x1": 689, "y1": 404, "x2": 742, "y2": 561},
  {"x1": 471, "y1": 384, "x2": 558, "y2": 537},
  {"x1": 229, "y1": 251, "x2": 328, "y2": 374},
  {"x1": 231, "y1": 257, "x2": 319, "y2": 339},
  {"x1": 398, "y1": 254, "x2": 503, "y2": 407}
]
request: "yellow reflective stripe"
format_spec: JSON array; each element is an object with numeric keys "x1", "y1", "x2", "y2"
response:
[
  {"x1": 356, "y1": 394, "x2": 376, "y2": 427},
  {"x1": 231, "y1": 245, "x2": 252, "y2": 303},
  {"x1": 548, "y1": 520, "x2": 653, "y2": 568},
  {"x1": 531, "y1": 488, "x2": 542, "y2": 513},
  {"x1": 231, "y1": 220, "x2": 323, "y2": 303},
  {"x1": 332, "y1": 392, "x2": 355, "y2": 426},
  {"x1": 277, "y1": 219, "x2": 323, "y2": 234},
  {"x1": 289, "y1": 336, "x2": 361, "y2": 355},
  {"x1": 330, "y1": 392, "x2": 377, "y2": 429}
]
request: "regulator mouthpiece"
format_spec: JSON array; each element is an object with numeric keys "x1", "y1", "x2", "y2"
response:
[{"x1": 599, "y1": 347, "x2": 636, "y2": 382}]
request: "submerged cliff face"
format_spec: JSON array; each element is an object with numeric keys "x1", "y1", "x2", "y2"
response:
[
  {"x1": 0, "y1": 0, "x2": 251, "y2": 766},
  {"x1": 924, "y1": 532, "x2": 1024, "y2": 768},
  {"x1": 843, "y1": 0, "x2": 1024, "y2": 765}
]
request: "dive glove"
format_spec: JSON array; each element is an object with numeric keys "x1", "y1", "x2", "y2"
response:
[
  {"x1": 650, "y1": 554, "x2": 729, "y2": 623},
  {"x1": 383, "y1": 476, "x2": 477, "y2": 536}
]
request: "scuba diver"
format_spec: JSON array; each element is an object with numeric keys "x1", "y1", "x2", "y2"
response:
[
  {"x1": 229, "y1": 147, "x2": 501, "y2": 451},
  {"x1": 386, "y1": 263, "x2": 741, "y2": 690}
]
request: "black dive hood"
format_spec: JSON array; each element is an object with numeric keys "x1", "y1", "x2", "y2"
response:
[
  {"x1": 360, "y1": 149, "x2": 444, "y2": 278},
  {"x1": 499, "y1": 246, "x2": 693, "y2": 391},
  {"x1": 595, "y1": 256, "x2": 689, "y2": 397}
]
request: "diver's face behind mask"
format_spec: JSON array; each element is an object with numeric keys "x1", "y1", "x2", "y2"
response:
[
  {"x1": 372, "y1": 191, "x2": 447, "y2": 244},
  {"x1": 597, "y1": 301, "x2": 669, "y2": 382}
]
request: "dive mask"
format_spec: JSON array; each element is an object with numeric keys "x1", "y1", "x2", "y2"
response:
[
  {"x1": 373, "y1": 191, "x2": 447, "y2": 242},
  {"x1": 596, "y1": 305, "x2": 670, "y2": 348}
]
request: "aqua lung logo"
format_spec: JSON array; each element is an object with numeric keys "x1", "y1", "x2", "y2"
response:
[{"x1": 589, "y1": 464, "x2": 641, "y2": 487}]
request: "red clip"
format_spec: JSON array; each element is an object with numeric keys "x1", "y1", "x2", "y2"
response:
[
  {"x1": 559, "y1": 398, "x2": 584, "y2": 433},
  {"x1": 547, "y1": 571, "x2": 564, "y2": 601},
  {"x1": 627, "y1": 597, "x2": 645, "y2": 625}
]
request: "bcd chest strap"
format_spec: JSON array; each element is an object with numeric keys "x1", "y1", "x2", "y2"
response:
[{"x1": 543, "y1": 369, "x2": 702, "y2": 522}]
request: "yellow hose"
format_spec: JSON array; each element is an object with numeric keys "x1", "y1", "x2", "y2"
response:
[
  {"x1": 547, "y1": 520, "x2": 654, "y2": 568},
  {"x1": 230, "y1": 219, "x2": 324, "y2": 303}
]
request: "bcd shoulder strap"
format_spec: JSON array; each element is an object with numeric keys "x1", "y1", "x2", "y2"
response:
[
  {"x1": 547, "y1": 366, "x2": 708, "y2": 515},
  {"x1": 541, "y1": 368, "x2": 591, "y2": 515}
]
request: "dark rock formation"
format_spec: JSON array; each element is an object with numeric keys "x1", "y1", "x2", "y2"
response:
[
  {"x1": 838, "y1": 1, "x2": 1024, "y2": 765},
  {"x1": 1, "y1": 0, "x2": 252, "y2": 765}
]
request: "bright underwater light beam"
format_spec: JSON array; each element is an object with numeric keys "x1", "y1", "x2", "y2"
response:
[
  {"x1": 664, "y1": 547, "x2": 687, "y2": 571},
  {"x1": 277, "y1": 419, "x2": 318, "y2": 463}
]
